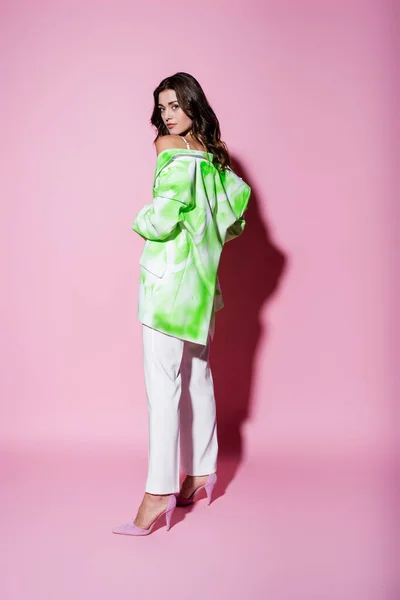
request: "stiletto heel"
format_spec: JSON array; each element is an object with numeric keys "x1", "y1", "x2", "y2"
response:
[
  {"x1": 205, "y1": 481, "x2": 215, "y2": 505},
  {"x1": 165, "y1": 506, "x2": 174, "y2": 530},
  {"x1": 113, "y1": 494, "x2": 176, "y2": 536},
  {"x1": 176, "y1": 472, "x2": 217, "y2": 507}
]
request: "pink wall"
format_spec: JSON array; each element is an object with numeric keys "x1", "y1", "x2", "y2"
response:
[{"x1": 1, "y1": 0, "x2": 397, "y2": 462}]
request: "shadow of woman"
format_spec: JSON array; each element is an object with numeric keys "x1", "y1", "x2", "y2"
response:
[{"x1": 210, "y1": 154, "x2": 288, "y2": 500}]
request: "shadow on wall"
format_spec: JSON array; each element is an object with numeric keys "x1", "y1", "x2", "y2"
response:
[{"x1": 211, "y1": 154, "x2": 287, "y2": 490}]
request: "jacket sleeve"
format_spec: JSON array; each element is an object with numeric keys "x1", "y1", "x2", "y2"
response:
[{"x1": 132, "y1": 158, "x2": 194, "y2": 242}]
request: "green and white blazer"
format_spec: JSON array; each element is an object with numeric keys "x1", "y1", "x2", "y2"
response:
[{"x1": 132, "y1": 148, "x2": 251, "y2": 345}]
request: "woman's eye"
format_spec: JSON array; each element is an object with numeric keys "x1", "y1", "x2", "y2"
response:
[{"x1": 160, "y1": 105, "x2": 179, "y2": 112}]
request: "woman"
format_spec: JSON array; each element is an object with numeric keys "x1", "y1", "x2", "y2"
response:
[{"x1": 113, "y1": 72, "x2": 251, "y2": 536}]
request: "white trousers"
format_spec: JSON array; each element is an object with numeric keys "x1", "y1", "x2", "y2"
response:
[{"x1": 142, "y1": 324, "x2": 218, "y2": 494}]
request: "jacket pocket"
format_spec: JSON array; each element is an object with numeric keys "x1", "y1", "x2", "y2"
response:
[{"x1": 139, "y1": 242, "x2": 167, "y2": 278}]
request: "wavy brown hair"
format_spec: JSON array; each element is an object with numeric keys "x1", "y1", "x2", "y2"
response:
[{"x1": 150, "y1": 72, "x2": 232, "y2": 171}]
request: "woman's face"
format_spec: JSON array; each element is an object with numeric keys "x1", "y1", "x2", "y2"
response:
[{"x1": 158, "y1": 89, "x2": 193, "y2": 135}]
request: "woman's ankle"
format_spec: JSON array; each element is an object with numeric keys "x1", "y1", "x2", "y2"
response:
[{"x1": 145, "y1": 492, "x2": 171, "y2": 500}]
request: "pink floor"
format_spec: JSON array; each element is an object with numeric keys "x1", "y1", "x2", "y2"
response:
[{"x1": 1, "y1": 443, "x2": 397, "y2": 600}]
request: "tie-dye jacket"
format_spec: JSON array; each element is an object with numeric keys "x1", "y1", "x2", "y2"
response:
[{"x1": 132, "y1": 148, "x2": 251, "y2": 345}]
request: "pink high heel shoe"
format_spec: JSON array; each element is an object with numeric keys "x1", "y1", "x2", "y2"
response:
[
  {"x1": 176, "y1": 472, "x2": 217, "y2": 507},
  {"x1": 112, "y1": 494, "x2": 176, "y2": 536}
]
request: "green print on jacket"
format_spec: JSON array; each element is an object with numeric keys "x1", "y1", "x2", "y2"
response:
[{"x1": 132, "y1": 148, "x2": 251, "y2": 345}]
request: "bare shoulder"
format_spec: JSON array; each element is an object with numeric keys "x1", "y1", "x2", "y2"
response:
[{"x1": 155, "y1": 135, "x2": 184, "y2": 156}]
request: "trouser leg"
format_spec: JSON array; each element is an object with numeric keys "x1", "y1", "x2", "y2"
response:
[
  {"x1": 142, "y1": 325, "x2": 183, "y2": 494},
  {"x1": 179, "y1": 333, "x2": 218, "y2": 476}
]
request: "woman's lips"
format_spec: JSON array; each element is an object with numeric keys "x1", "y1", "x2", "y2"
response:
[{"x1": 167, "y1": 124, "x2": 176, "y2": 128}]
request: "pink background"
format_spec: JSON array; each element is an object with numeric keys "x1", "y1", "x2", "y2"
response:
[{"x1": 1, "y1": 1, "x2": 398, "y2": 599}]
